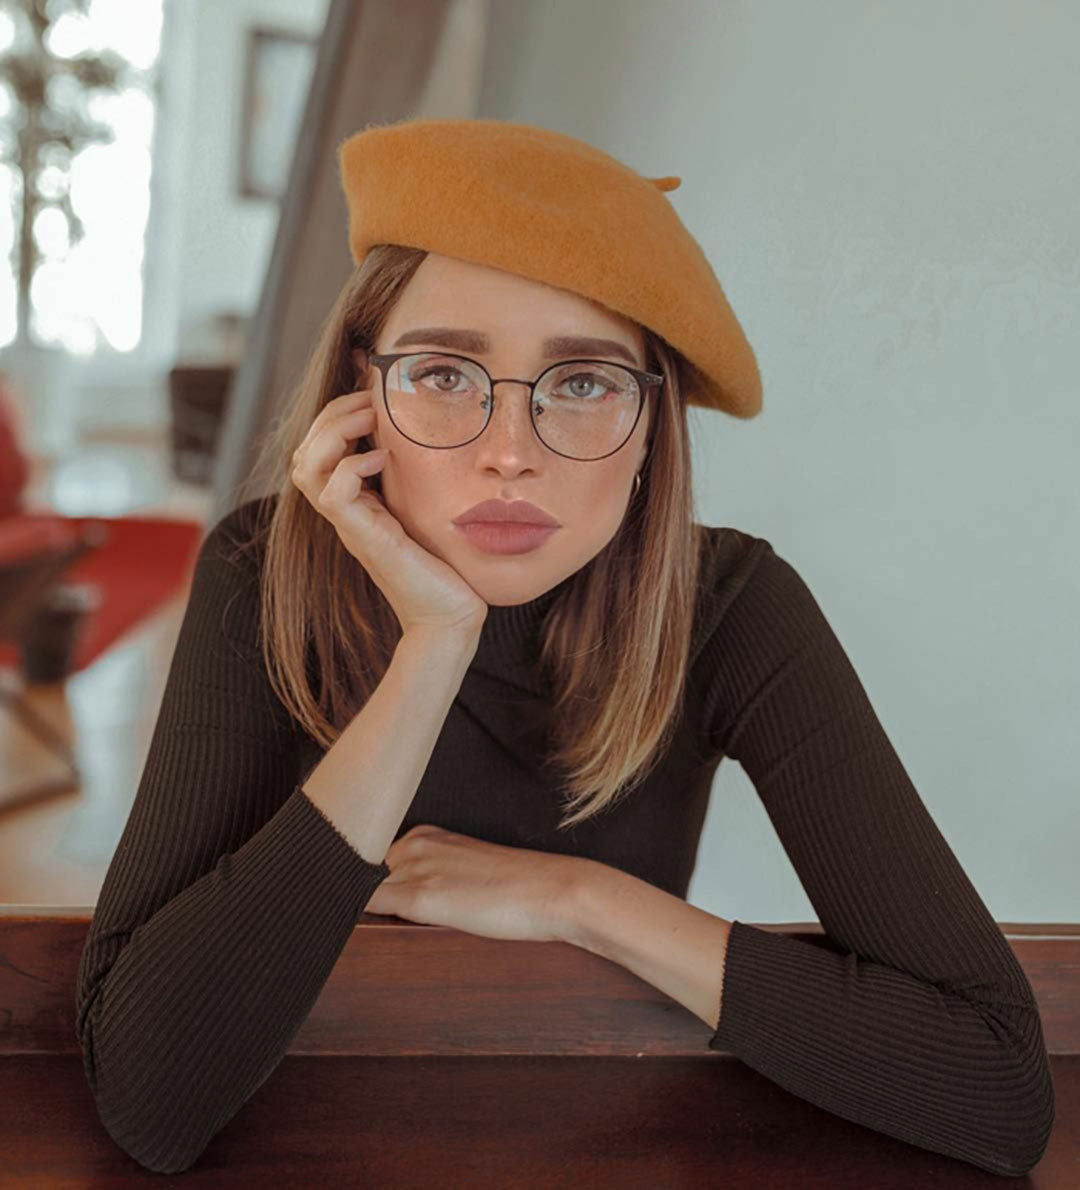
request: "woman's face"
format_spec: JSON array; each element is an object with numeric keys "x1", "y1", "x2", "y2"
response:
[{"x1": 361, "y1": 252, "x2": 652, "y2": 608}]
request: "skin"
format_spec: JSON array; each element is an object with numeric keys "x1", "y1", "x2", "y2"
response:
[{"x1": 359, "y1": 251, "x2": 653, "y2": 609}]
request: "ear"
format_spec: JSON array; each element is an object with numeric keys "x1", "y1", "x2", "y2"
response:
[{"x1": 350, "y1": 346, "x2": 370, "y2": 389}]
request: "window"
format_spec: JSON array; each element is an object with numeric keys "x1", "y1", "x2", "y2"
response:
[{"x1": 0, "y1": 0, "x2": 164, "y2": 355}]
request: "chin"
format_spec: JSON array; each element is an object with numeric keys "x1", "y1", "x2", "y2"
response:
[
  {"x1": 473, "y1": 586, "x2": 541, "y2": 608},
  {"x1": 468, "y1": 571, "x2": 556, "y2": 607}
]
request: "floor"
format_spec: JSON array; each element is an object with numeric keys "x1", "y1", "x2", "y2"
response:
[{"x1": 0, "y1": 425, "x2": 213, "y2": 909}]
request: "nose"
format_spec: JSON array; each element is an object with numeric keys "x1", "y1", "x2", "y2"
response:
[{"x1": 483, "y1": 378, "x2": 542, "y2": 447}]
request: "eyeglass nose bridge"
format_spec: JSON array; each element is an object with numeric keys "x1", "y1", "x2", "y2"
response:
[{"x1": 478, "y1": 374, "x2": 549, "y2": 444}]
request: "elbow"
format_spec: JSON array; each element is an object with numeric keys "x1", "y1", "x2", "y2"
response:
[
  {"x1": 105, "y1": 1122, "x2": 207, "y2": 1176},
  {"x1": 955, "y1": 989, "x2": 1056, "y2": 1176},
  {"x1": 78, "y1": 1026, "x2": 213, "y2": 1174},
  {"x1": 1007, "y1": 1007, "x2": 1057, "y2": 1175},
  {"x1": 86, "y1": 1068, "x2": 213, "y2": 1175},
  {"x1": 1002, "y1": 1057, "x2": 1056, "y2": 1176},
  {"x1": 993, "y1": 1125, "x2": 1054, "y2": 1180},
  {"x1": 76, "y1": 964, "x2": 223, "y2": 1172},
  {"x1": 976, "y1": 1038, "x2": 1056, "y2": 1177}
]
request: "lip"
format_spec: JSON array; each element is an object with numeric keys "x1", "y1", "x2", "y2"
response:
[
  {"x1": 454, "y1": 522, "x2": 558, "y2": 556},
  {"x1": 452, "y1": 499, "x2": 560, "y2": 527}
]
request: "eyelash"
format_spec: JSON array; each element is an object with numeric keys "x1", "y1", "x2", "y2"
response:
[{"x1": 410, "y1": 363, "x2": 616, "y2": 400}]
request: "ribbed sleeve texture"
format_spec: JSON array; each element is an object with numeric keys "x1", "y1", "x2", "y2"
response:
[
  {"x1": 74, "y1": 504, "x2": 391, "y2": 1173},
  {"x1": 73, "y1": 502, "x2": 1055, "y2": 1176},
  {"x1": 702, "y1": 539, "x2": 1055, "y2": 1176}
]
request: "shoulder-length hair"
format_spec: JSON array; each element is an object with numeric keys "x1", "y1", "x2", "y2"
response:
[{"x1": 231, "y1": 243, "x2": 705, "y2": 830}]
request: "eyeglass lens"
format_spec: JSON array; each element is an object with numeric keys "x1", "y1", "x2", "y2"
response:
[{"x1": 382, "y1": 352, "x2": 641, "y2": 461}]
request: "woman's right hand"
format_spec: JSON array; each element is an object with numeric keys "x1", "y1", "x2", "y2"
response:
[{"x1": 290, "y1": 386, "x2": 489, "y2": 638}]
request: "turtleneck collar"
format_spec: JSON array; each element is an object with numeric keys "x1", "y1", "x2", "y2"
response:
[{"x1": 469, "y1": 576, "x2": 570, "y2": 682}]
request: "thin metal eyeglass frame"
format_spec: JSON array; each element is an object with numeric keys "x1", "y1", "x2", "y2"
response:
[{"x1": 366, "y1": 350, "x2": 664, "y2": 462}]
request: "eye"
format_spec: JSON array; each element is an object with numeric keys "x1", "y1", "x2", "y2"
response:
[
  {"x1": 543, "y1": 365, "x2": 635, "y2": 404},
  {"x1": 555, "y1": 371, "x2": 615, "y2": 400},
  {"x1": 410, "y1": 363, "x2": 470, "y2": 392}
]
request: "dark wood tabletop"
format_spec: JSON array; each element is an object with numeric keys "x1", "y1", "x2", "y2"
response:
[
  {"x1": 2, "y1": 911, "x2": 1075, "y2": 1185},
  {"x1": 1, "y1": 1051, "x2": 1074, "y2": 1186}
]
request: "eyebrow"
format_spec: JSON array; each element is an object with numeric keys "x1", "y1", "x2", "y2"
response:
[{"x1": 390, "y1": 326, "x2": 640, "y2": 367}]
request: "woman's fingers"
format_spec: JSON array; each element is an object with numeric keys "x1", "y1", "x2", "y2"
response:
[
  {"x1": 292, "y1": 390, "x2": 372, "y2": 457},
  {"x1": 293, "y1": 405, "x2": 377, "y2": 489},
  {"x1": 317, "y1": 448, "x2": 387, "y2": 509}
]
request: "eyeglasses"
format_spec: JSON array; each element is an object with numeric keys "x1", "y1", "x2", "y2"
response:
[{"x1": 366, "y1": 350, "x2": 663, "y2": 462}]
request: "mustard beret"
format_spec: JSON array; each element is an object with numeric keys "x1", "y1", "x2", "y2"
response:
[{"x1": 337, "y1": 117, "x2": 762, "y2": 419}]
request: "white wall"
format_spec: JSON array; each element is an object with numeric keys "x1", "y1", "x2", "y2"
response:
[
  {"x1": 169, "y1": 0, "x2": 329, "y2": 354},
  {"x1": 477, "y1": 0, "x2": 1079, "y2": 924}
]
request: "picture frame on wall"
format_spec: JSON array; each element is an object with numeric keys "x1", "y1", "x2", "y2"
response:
[{"x1": 237, "y1": 25, "x2": 318, "y2": 201}]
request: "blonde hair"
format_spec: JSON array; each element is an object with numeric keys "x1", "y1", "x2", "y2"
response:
[{"x1": 231, "y1": 244, "x2": 704, "y2": 830}]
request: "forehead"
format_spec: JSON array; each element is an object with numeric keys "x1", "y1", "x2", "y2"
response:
[{"x1": 385, "y1": 251, "x2": 643, "y2": 357}]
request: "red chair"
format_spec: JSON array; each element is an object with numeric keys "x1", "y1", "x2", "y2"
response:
[
  {"x1": 0, "y1": 376, "x2": 203, "y2": 808},
  {"x1": 0, "y1": 520, "x2": 106, "y2": 794}
]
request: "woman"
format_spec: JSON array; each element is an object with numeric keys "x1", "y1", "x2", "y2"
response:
[{"x1": 74, "y1": 118, "x2": 1053, "y2": 1177}]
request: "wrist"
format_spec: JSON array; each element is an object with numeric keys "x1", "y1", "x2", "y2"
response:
[
  {"x1": 558, "y1": 857, "x2": 617, "y2": 953},
  {"x1": 398, "y1": 623, "x2": 481, "y2": 662}
]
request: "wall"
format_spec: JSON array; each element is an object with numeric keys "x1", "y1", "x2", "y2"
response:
[{"x1": 476, "y1": 0, "x2": 1078, "y2": 924}]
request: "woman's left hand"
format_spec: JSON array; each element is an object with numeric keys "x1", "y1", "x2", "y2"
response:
[{"x1": 364, "y1": 824, "x2": 585, "y2": 944}]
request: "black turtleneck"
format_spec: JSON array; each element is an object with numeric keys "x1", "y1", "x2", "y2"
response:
[{"x1": 74, "y1": 495, "x2": 1054, "y2": 1176}]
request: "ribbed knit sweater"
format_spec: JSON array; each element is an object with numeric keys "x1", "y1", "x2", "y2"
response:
[{"x1": 74, "y1": 495, "x2": 1055, "y2": 1175}]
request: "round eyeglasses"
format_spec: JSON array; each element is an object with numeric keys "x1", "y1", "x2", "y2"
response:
[{"x1": 366, "y1": 351, "x2": 663, "y2": 462}]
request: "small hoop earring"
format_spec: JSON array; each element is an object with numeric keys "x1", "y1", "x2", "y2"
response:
[{"x1": 634, "y1": 472, "x2": 642, "y2": 496}]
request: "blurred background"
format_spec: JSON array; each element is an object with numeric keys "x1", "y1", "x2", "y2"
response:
[{"x1": 0, "y1": 1, "x2": 1075, "y2": 928}]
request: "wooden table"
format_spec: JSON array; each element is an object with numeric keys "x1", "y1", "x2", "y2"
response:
[{"x1": 2, "y1": 912, "x2": 1075, "y2": 1186}]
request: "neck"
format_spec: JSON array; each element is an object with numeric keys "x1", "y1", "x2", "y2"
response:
[{"x1": 469, "y1": 578, "x2": 569, "y2": 681}]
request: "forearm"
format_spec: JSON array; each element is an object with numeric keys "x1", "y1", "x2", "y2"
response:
[
  {"x1": 302, "y1": 625, "x2": 480, "y2": 864},
  {"x1": 564, "y1": 860, "x2": 732, "y2": 1032},
  {"x1": 567, "y1": 866, "x2": 1054, "y2": 1176}
]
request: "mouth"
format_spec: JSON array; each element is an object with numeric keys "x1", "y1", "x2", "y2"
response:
[
  {"x1": 452, "y1": 499, "x2": 561, "y2": 528},
  {"x1": 454, "y1": 521, "x2": 559, "y2": 556}
]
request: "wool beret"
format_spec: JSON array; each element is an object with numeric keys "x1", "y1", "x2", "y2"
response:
[{"x1": 337, "y1": 117, "x2": 762, "y2": 419}]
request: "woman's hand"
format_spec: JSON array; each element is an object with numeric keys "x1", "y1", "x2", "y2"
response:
[
  {"x1": 364, "y1": 824, "x2": 585, "y2": 945},
  {"x1": 290, "y1": 376, "x2": 489, "y2": 637}
]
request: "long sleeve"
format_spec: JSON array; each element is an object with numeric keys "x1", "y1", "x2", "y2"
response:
[
  {"x1": 74, "y1": 499, "x2": 391, "y2": 1174},
  {"x1": 699, "y1": 535, "x2": 1055, "y2": 1177}
]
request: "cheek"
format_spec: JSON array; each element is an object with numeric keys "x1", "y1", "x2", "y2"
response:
[
  {"x1": 378, "y1": 444, "x2": 457, "y2": 524},
  {"x1": 369, "y1": 412, "x2": 415, "y2": 491},
  {"x1": 578, "y1": 462, "x2": 635, "y2": 520},
  {"x1": 370, "y1": 406, "x2": 387, "y2": 451}
]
